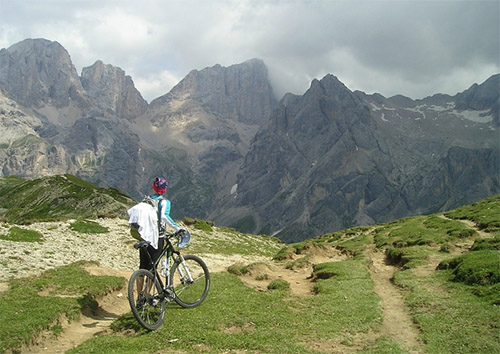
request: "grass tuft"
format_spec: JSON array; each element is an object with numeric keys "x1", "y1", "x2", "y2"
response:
[
  {"x1": 69, "y1": 220, "x2": 109, "y2": 234},
  {"x1": 0, "y1": 226, "x2": 43, "y2": 242},
  {"x1": 267, "y1": 279, "x2": 290, "y2": 290}
]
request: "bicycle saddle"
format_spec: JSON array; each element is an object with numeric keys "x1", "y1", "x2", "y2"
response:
[{"x1": 134, "y1": 240, "x2": 150, "y2": 249}]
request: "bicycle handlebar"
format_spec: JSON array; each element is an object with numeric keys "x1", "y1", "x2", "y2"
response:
[{"x1": 133, "y1": 229, "x2": 187, "y2": 250}]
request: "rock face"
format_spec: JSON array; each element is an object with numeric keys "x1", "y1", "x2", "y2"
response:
[
  {"x1": 0, "y1": 39, "x2": 279, "y2": 222},
  {"x1": 151, "y1": 58, "x2": 275, "y2": 126},
  {"x1": 218, "y1": 74, "x2": 499, "y2": 242},
  {"x1": 138, "y1": 58, "x2": 278, "y2": 217},
  {"x1": 0, "y1": 38, "x2": 85, "y2": 109},
  {"x1": 81, "y1": 60, "x2": 148, "y2": 120},
  {"x1": 0, "y1": 38, "x2": 498, "y2": 242}
]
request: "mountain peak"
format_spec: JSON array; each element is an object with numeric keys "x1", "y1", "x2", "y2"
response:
[
  {"x1": 81, "y1": 60, "x2": 148, "y2": 120},
  {"x1": 7, "y1": 38, "x2": 63, "y2": 55},
  {"x1": 151, "y1": 59, "x2": 277, "y2": 125},
  {"x1": 0, "y1": 38, "x2": 83, "y2": 108}
]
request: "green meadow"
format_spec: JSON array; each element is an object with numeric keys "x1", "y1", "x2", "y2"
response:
[{"x1": 0, "y1": 175, "x2": 498, "y2": 353}]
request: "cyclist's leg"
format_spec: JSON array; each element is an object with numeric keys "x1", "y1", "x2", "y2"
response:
[
  {"x1": 136, "y1": 248, "x2": 150, "y2": 297},
  {"x1": 137, "y1": 240, "x2": 164, "y2": 295}
]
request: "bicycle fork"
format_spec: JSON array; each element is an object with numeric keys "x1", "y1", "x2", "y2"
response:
[{"x1": 177, "y1": 255, "x2": 194, "y2": 284}]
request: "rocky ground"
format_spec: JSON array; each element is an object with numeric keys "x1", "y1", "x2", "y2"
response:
[
  {"x1": 0, "y1": 218, "x2": 271, "y2": 287},
  {"x1": 0, "y1": 218, "x2": 138, "y2": 282}
]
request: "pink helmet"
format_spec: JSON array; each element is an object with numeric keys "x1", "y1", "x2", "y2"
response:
[{"x1": 152, "y1": 177, "x2": 168, "y2": 194}]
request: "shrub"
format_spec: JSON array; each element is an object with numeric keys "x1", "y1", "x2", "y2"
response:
[
  {"x1": 69, "y1": 220, "x2": 109, "y2": 234},
  {"x1": 267, "y1": 279, "x2": 290, "y2": 291},
  {"x1": 0, "y1": 226, "x2": 42, "y2": 242},
  {"x1": 438, "y1": 250, "x2": 500, "y2": 286}
]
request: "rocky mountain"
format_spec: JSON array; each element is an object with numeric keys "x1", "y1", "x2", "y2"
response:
[
  {"x1": 0, "y1": 39, "x2": 278, "y2": 221},
  {"x1": 0, "y1": 38, "x2": 86, "y2": 111},
  {"x1": 81, "y1": 60, "x2": 148, "y2": 120},
  {"x1": 218, "y1": 74, "x2": 499, "y2": 242},
  {"x1": 0, "y1": 38, "x2": 498, "y2": 242},
  {"x1": 135, "y1": 58, "x2": 277, "y2": 217}
]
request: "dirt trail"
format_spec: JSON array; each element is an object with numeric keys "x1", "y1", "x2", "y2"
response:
[
  {"x1": 366, "y1": 249, "x2": 421, "y2": 353},
  {"x1": 239, "y1": 245, "x2": 348, "y2": 296},
  {"x1": 17, "y1": 268, "x2": 131, "y2": 354},
  {"x1": 13, "y1": 254, "x2": 271, "y2": 354},
  {"x1": 237, "y1": 245, "x2": 424, "y2": 352}
]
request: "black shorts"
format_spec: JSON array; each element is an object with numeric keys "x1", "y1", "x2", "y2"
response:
[{"x1": 139, "y1": 237, "x2": 165, "y2": 270}]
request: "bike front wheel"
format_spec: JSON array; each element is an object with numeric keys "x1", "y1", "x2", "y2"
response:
[
  {"x1": 128, "y1": 269, "x2": 165, "y2": 330},
  {"x1": 171, "y1": 255, "x2": 210, "y2": 308}
]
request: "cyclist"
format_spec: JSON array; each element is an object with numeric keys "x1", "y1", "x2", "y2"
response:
[
  {"x1": 139, "y1": 177, "x2": 182, "y2": 269},
  {"x1": 134, "y1": 177, "x2": 183, "y2": 304},
  {"x1": 139, "y1": 176, "x2": 183, "y2": 271}
]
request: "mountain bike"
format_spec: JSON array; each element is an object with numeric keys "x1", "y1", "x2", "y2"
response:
[{"x1": 128, "y1": 229, "x2": 210, "y2": 330}]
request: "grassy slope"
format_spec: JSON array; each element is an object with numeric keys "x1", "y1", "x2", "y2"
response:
[
  {"x1": 0, "y1": 261, "x2": 125, "y2": 353},
  {"x1": 0, "y1": 190, "x2": 499, "y2": 353},
  {"x1": 0, "y1": 174, "x2": 135, "y2": 224},
  {"x1": 73, "y1": 195, "x2": 500, "y2": 354}
]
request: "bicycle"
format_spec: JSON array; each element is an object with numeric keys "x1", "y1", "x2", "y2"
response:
[{"x1": 128, "y1": 229, "x2": 210, "y2": 330}]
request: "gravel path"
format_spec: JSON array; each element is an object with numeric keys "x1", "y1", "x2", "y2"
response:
[
  {"x1": 0, "y1": 218, "x2": 137, "y2": 282},
  {"x1": 0, "y1": 218, "x2": 272, "y2": 285}
]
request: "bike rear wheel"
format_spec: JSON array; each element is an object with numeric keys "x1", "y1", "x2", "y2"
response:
[
  {"x1": 171, "y1": 254, "x2": 210, "y2": 308},
  {"x1": 128, "y1": 269, "x2": 165, "y2": 330}
]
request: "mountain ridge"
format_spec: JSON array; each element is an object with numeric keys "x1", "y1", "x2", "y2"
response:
[{"x1": 0, "y1": 38, "x2": 498, "y2": 242}]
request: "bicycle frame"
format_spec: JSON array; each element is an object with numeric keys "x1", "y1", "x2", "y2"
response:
[
  {"x1": 129, "y1": 230, "x2": 210, "y2": 330},
  {"x1": 143, "y1": 232, "x2": 192, "y2": 295}
]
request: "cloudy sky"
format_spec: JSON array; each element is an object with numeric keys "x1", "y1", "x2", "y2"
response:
[{"x1": 1, "y1": 0, "x2": 498, "y2": 102}]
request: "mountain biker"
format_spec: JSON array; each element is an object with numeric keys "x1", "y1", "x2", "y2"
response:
[
  {"x1": 139, "y1": 176, "x2": 183, "y2": 271},
  {"x1": 131, "y1": 176, "x2": 184, "y2": 304}
]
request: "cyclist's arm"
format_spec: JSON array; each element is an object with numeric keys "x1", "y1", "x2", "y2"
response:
[{"x1": 159, "y1": 199, "x2": 180, "y2": 230}]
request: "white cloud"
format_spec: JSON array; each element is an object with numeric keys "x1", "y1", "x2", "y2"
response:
[
  {"x1": 0, "y1": 0, "x2": 498, "y2": 101},
  {"x1": 133, "y1": 70, "x2": 181, "y2": 103}
]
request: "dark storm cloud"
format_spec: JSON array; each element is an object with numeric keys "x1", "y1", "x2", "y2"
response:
[{"x1": 0, "y1": 0, "x2": 498, "y2": 101}]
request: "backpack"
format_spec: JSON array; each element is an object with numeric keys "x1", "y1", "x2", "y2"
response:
[
  {"x1": 142, "y1": 195, "x2": 166, "y2": 235},
  {"x1": 128, "y1": 195, "x2": 165, "y2": 241}
]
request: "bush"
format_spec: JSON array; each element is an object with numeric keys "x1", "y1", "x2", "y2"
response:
[
  {"x1": 439, "y1": 250, "x2": 500, "y2": 286},
  {"x1": 0, "y1": 226, "x2": 42, "y2": 242},
  {"x1": 69, "y1": 220, "x2": 108, "y2": 234},
  {"x1": 267, "y1": 279, "x2": 290, "y2": 291}
]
